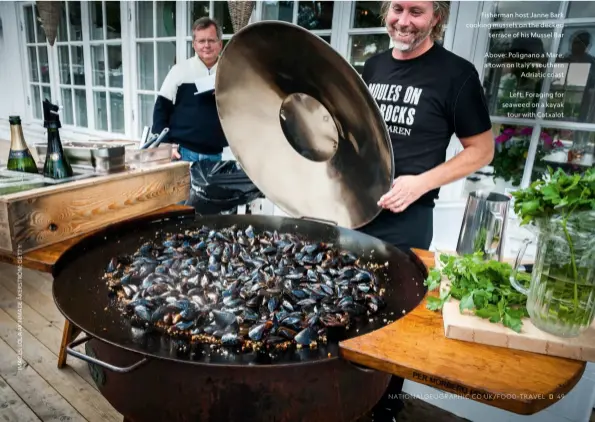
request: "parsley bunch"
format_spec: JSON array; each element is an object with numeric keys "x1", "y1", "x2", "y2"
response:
[
  {"x1": 424, "y1": 253, "x2": 530, "y2": 333},
  {"x1": 511, "y1": 166, "x2": 595, "y2": 227}
]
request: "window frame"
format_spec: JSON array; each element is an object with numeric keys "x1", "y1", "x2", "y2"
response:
[
  {"x1": 470, "y1": 0, "x2": 595, "y2": 190},
  {"x1": 17, "y1": 0, "x2": 131, "y2": 138},
  {"x1": 19, "y1": 2, "x2": 54, "y2": 122}
]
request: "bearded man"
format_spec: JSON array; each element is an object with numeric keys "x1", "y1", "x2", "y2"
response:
[{"x1": 356, "y1": 2, "x2": 494, "y2": 420}]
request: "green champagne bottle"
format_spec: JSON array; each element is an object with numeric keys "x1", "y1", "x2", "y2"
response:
[
  {"x1": 7, "y1": 116, "x2": 39, "y2": 174},
  {"x1": 42, "y1": 99, "x2": 73, "y2": 179}
]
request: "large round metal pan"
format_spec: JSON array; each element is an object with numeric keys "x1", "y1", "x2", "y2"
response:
[{"x1": 52, "y1": 212, "x2": 428, "y2": 367}]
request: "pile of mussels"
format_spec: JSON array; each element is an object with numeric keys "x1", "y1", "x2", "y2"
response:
[{"x1": 104, "y1": 224, "x2": 387, "y2": 352}]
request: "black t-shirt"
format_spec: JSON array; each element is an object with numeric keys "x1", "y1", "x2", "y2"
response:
[{"x1": 362, "y1": 43, "x2": 492, "y2": 207}]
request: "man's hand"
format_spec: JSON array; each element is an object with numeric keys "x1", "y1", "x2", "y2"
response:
[
  {"x1": 378, "y1": 175, "x2": 429, "y2": 213},
  {"x1": 172, "y1": 144, "x2": 181, "y2": 160}
]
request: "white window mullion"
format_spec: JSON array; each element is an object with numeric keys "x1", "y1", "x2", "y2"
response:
[
  {"x1": 176, "y1": 0, "x2": 187, "y2": 65},
  {"x1": 80, "y1": 2, "x2": 96, "y2": 130},
  {"x1": 129, "y1": 1, "x2": 140, "y2": 137},
  {"x1": 251, "y1": 1, "x2": 262, "y2": 24},
  {"x1": 47, "y1": 43, "x2": 60, "y2": 108},
  {"x1": 292, "y1": 1, "x2": 299, "y2": 24},
  {"x1": 120, "y1": 0, "x2": 133, "y2": 137},
  {"x1": 16, "y1": 5, "x2": 30, "y2": 120},
  {"x1": 329, "y1": 0, "x2": 347, "y2": 52},
  {"x1": 101, "y1": 1, "x2": 112, "y2": 132}
]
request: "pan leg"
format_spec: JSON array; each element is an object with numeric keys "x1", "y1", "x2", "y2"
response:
[{"x1": 58, "y1": 320, "x2": 81, "y2": 368}]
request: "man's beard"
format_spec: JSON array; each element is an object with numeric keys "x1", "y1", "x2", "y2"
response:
[{"x1": 390, "y1": 25, "x2": 433, "y2": 52}]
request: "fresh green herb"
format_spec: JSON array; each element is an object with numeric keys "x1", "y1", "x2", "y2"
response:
[
  {"x1": 510, "y1": 167, "x2": 595, "y2": 332},
  {"x1": 424, "y1": 252, "x2": 530, "y2": 333},
  {"x1": 511, "y1": 167, "x2": 595, "y2": 226}
]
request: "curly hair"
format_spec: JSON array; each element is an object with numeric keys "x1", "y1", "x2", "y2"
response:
[{"x1": 380, "y1": 1, "x2": 450, "y2": 41}]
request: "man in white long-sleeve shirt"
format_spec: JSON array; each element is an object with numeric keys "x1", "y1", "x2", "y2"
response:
[{"x1": 151, "y1": 17, "x2": 228, "y2": 162}]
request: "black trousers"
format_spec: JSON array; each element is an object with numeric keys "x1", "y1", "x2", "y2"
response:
[{"x1": 357, "y1": 204, "x2": 434, "y2": 412}]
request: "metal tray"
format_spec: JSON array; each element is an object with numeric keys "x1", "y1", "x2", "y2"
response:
[
  {"x1": 125, "y1": 143, "x2": 172, "y2": 169},
  {"x1": 0, "y1": 166, "x2": 97, "y2": 188},
  {"x1": 33, "y1": 140, "x2": 132, "y2": 174}
]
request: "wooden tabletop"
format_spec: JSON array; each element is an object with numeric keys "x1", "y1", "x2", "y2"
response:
[
  {"x1": 340, "y1": 248, "x2": 586, "y2": 415},
  {"x1": 0, "y1": 204, "x2": 195, "y2": 273},
  {"x1": 2, "y1": 205, "x2": 586, "y2": 415}
]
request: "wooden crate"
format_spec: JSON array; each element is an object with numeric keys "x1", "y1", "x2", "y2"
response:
[{"x1": 0, "y1": 161, "x2": 190, "y2": 254}]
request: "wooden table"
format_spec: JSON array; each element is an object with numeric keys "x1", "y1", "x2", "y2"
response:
[{"x1": 1, "y1": 205, "x2": 586, "y2": 416}]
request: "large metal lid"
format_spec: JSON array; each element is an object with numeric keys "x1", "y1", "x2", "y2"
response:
[{"x1": 215, "y1": 21, "x2": 393, "y2": 229}]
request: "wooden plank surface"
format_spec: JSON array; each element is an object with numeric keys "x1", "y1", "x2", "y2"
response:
[
  {"x1": 0, "y1": 162, "x2": 190, "y2": 253},
  {"x1": 339, "y1": 248, "x2": 587, "y2": 416},
  {"x1": 0, "y1": 339, "x2": 85, "y2": 422},
  {"x1": 0, "y1": 204, "x2": 195, "y2": 273},
  {"x1": 0, "y1": 307, "x2": 121, "y2": 422}
]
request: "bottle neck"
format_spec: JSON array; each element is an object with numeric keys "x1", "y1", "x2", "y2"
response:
[{"x1": 9, "y1": 124, "x2": 28, "y2": 151}]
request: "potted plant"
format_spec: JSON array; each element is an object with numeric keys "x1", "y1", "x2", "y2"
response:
[
  {"x1": 491, "y1": 126, "x2": 563, "y2": 189},
  {"x1": 509, "y1": 167, "x2": 595, "y2": 337}
]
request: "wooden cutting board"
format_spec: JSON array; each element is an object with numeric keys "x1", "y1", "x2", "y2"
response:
[{"x1": 437, "y1": 254, "x2": 595, "y2": 362}]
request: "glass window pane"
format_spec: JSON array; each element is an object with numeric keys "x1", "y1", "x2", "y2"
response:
[
  {"x1": 530, "y1": 127, "x2": 593, "y2": 182},
  {"x1": 41, "y1": 86, "x2": 52, "y2": 104},
  {"x1": 38, "y1": 47, "x2": 50, "y2": 83},
  {"x1": 58, "y1": 46, "x2": 71, "y2": 84},
  {"x1": 94, "y1": 91, "x2": 108, "y2": 131},
  {"x1": 489, "y1": 2, "x2": 562, "y2": 21},
  {"x1": 261, "y1": 1, "x2": 293, "y2": 22},
  {"x1": 213, "y1": 1, "x2": 233, "y2": 35},
  {"x1": 157, "y1": 1, "x2": 176, "y2": 38},
  {"x1": 137, "y1": 1, "x2": 153, "y2": 38},
  {"x1": 463, "y1": 123, "x2": 536, "y2": 195},
  {"x1": 71, "y1": 46, "x2": 85, "y2": 86},
  {"x1": 32, "y1": 85, "x2": 42, "y2": 120},
  {"x1": 61, "y1": 88, "x2": 74, "y2": 125},
  {"x1": 546, "y1": 26, "x2": 595, "y2": 124},
  {"x1": 157, "y1": 41, "x2": 176, "y2": 88},
  {"x1": 28, "y1": 47, "x2": 39, "y2": 82},
  {"x1": 105, "y1": 1, "x2": 121, "y2": 39},
  {"x1": 69, "y1": 1, "x2": 83, "y2": 41},
  {"x1": 352, "y1": 1, "x2": 383, "y2": 29},
  {"x1": 567, "y1": 2, "x2": 595, "y2": 18},
  {"x1": 34, "y1": 6, "x2": 47, "y2": 43},
  {"x1": 481, "y1": 27, "x2": 555, "y2": 118},
  {"x1": 74, "y1": 89, "x2": 88, "y2": 127},
  {"x1": 297, "y1": 1, "x2": 333, "y2": 30},
  {"x1": 137, "y1": 42, "x2": 155, "y2": 90},
  {"x1": 90, "y1": 1, "x2": 104, "y2": 40},
  {"x1": 138, "y1": 94, "x2": 156, "y2": 134},
  {"x1": 92, "y1": 45, "x2": 105, "y2": 86},
  {"x1": 110, "y1": 92, "x2": 125, "y2": 133},
  {"x1": 189, "y1": 1, "x2": 210, "y2": 35},
  {"x1": 107, "y1": 45, "x2": 123, "y2": 88},
  {"x1": 25, "y1": 6, "x2": 35, "y2": 43},
  {"x1": 349, "y1": 34, "x2": 390, "y2": 74},
  {"x1": 320, "y1": 35, "x2": 331, "y2": 44}
]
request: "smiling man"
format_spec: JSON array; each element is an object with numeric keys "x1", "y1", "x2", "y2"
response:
[
  {"x1": 357, "y1": 1, "x2": 494, "y2": 421},
  {"x1": 152, "y1": 17, "x2": 228, "y2": 163}
]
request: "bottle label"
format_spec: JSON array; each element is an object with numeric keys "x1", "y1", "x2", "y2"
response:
[{"x1": 8, "y1": 150, "x2": 33, "y2": 160}]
